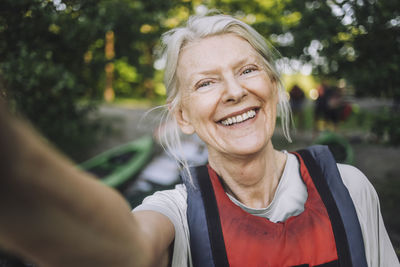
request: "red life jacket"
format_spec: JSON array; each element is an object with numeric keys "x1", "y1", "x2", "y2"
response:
[
  {"x1": 182, "y1": 146, "x2": 367, "y2": 267},
  {"x1": 207, "y1": 154, "x2": 337, "y2": 266}
]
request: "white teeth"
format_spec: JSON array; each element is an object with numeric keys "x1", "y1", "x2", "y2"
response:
[{"x1": 221, "y1": 109, "x2": 256, "y2": 126}]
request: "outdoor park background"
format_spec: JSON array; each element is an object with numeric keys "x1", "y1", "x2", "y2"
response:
[{"x1": 0, "y1": 0, "x2": 399, "y2": 265}]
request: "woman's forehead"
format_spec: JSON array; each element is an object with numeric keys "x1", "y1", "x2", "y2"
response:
[
  {"x1": 180, "y1": 33, "x2": 257, "y2": 58},
  {"x1": 176, "y1": 34, "x2": 263, "y2": 79}
]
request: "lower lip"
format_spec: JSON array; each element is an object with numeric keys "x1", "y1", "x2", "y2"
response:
[{"x1": 219, "y1": 110, "x2": 259, "y2": 128}]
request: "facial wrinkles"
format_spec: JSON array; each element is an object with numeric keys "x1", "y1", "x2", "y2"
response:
[
  {"x1": 197, "y1": 59, "x2": 261, "y2": 90},
  {"x1": 176, "y1": 35, "x2": 277, "y2": 146},
  {"x1": 179, "y1": 39, "x2": 263, "y2": 89}
]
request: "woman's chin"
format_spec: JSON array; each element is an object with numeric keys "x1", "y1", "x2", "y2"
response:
[{"x1": 215, "y1": 138, "x2": 271, "y2": 159}]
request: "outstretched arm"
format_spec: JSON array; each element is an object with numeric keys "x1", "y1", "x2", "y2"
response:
[{"x1": 0, "y1": 102, "x2": 174, "y2": 267}]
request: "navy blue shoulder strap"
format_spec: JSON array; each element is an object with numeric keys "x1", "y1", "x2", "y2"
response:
[
  {"x1": 181, "y1": 165, "x2": 229, "y2": 267},
  {"x1": 296, "y1": 145, "x2": 367, "y2": 267}
]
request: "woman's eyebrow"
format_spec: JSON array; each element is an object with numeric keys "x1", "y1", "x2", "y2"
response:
[
  {"x1": 186, "y1": 69, "x2": 219, "y2": 85},
  {"x1": 191, "y1": 56, "x2": 259, "y2": 77},
  {"x1": 184, "y1": 55, "x2": 261, "y2": 86},
  {"x1": 232, "y1": 55, "x2": 261, "y2": 69}
]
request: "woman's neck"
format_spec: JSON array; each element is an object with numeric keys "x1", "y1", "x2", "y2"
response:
[{"x1": 208, "y1": 143, "x2": 287, "y2": 209}]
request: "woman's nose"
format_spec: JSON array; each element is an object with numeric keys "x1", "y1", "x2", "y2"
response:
[{"x1": 221, "y1": 75, "x2": 247, "y2": 103}]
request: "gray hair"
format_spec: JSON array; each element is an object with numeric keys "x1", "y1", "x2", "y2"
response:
[{"x1": 157, "y1": 13, "x2": 292, "y2": 178}]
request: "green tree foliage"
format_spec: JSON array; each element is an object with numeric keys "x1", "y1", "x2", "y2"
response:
[
  {"x1": 278, "y1": 0, "x2": 400, "y2": 144},
  {"x1": 99, "y1": 0, "x2": 178, "y2": 98},
  {"x1": 0, "y1": 0, "x2": 107, "y2": 156},
  {"x1": 281, "y1": 0, "x2": 400, "y2": 99},
  {"x1": 0, "y1": 0, "x2": 178, "y2": 156}
]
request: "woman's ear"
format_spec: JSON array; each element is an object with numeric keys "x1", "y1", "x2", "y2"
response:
[{"x1": 174, "y1": 105, "x2": 195, "y2": 135}]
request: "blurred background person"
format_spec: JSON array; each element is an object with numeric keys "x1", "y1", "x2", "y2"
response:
[{"x1": 289, "y1": 84, "x2": 305, "y2": 130}]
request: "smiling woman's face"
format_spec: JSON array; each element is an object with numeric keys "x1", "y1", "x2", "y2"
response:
[{"x1": 175, "y1": 34, "x2": 278, "y2": 159}]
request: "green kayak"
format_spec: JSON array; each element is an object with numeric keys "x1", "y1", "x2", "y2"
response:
[{"x1": 80, "y1": 135, "x2": 153, "y2": 188}]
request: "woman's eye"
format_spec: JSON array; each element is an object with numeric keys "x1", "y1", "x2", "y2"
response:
[
  {"x1": 242, "y1": 67, "x2": 257, "y2": 75},
  {"x1": 196, "y1": 80, "x2": 212, "y2": 89}
]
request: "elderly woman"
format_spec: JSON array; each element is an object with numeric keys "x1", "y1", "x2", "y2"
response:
[{"x1": 0, "y1": 14, "x2": 398, "y2": 267}]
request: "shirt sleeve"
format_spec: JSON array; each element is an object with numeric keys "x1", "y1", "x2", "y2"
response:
[
  {"x1": 338, "y1": 164, "x2": 400, "y2": 267},
  {"x1": 132, "y1": 184, "x2": 192, "y2": 267}
]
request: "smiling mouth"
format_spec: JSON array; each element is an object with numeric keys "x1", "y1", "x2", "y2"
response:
[{"x1": 220, "y1": 109, "x2": 257, "y2": 126}]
